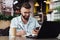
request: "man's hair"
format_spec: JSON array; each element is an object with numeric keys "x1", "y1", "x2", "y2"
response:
[{"x1": 21, "y1": 2, "x2": 31, "y2": 9}]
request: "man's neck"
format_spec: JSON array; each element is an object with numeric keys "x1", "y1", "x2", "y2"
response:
[{"x1": 21, "y1": 17, "x2": 29, "y2": 24}]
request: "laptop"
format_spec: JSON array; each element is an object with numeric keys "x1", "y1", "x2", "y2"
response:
[
  {"x1": 26, "y1": 21, "x2": 60, "y2": 39},
  {"x1": 37, "y1": 21, "x2": 60, "y2": 39}
]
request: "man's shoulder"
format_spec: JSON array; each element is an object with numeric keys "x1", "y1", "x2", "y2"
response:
[
  {"x1": 11, "y1": 16, "x2": 21, "y2": 21},
  {"x1": 30, "y1": 16, "x2": 37, "y2": 21}
]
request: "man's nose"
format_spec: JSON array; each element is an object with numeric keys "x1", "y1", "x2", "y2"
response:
[{"x1": 26, "y1": 13, "x2": 30, "y2": 16}]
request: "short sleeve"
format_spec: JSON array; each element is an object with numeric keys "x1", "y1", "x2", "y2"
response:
[
  {"x1": 35, "y1": 19, "x2": 41, "y2": 28},
  {"x1": 10, "y1": 18, "x2": 17, "y2": 28}
]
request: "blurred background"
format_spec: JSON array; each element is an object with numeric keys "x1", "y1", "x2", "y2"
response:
[{"x1": 0, "y1": 0, "x2": 60, "y2": 36}]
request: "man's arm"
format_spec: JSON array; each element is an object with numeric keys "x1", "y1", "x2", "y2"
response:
[
  {"x1": 16, "y1": 30, "x2": 26, "y2": 37},
  {"x1": 32, "y1": 19, "x2": 41, "y2": 35},
  {"x1": 9, "y1": 27, "x2": 26, "y2": 37},
  {"x1": 32, "y1": 27, "x2": 40, "y2": 35},
  {"x1": 9, "y1": 28, "x2": 16, "y2": 37},
  {"x1": 10, "y1": 18, "x2": 26, "y2": 37}
]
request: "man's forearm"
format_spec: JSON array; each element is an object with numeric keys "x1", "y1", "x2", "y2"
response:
[
  {"x1": 16, "y1": 30, "x2": 26, "y2": 37},
  {"x1": 16, "y1": 32, "x2": 22, "y2": 37},
  {"x1": 9, "y1": 28, "x2": 16, "y2": 37}
]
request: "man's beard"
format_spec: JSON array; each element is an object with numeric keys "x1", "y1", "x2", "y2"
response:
[{"x1": 22, "y1": 16, "x2": 29, "y2": 21}]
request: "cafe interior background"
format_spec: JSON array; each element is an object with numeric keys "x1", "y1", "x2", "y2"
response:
[{"x1": 0, "y1": 0, "x2": 60, "y2": 36}]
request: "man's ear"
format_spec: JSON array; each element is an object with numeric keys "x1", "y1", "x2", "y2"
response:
[
  {"x1": 19, "y1": 9, "x2": 22, "y2": 13},
  {"x1": 19, "y1": 10, "x2": 21, "y2": 12}
]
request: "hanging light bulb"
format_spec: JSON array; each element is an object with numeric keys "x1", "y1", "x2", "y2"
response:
[
  {"x1": 44, "y1": 1, "x2": 50, "y2": 4},
  {"x1": 34, "y1": 2, "x2": 39, "y2": 6}
]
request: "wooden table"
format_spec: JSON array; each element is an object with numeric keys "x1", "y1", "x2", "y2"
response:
[{"x1": 0, "y1": 36, "x2": 59, "y2": 40}]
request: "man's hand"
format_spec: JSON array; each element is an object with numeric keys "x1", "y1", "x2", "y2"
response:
[
  {"x1": 32, "y1": 27, "x2": 40, "y2": 35},
  {"x1": 32, "y1": 29, "x2": 39, "y2": 35},
  {"x1": 16, "y1": 30, "x2": 26, "y2": 37}
]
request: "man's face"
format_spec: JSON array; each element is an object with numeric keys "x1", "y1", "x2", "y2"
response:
[{"x1": 20, "y1": 7, "x2": 31, "y2": 20}]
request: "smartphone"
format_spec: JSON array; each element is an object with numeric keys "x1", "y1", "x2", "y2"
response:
[
  {"x1": 35, "y1": 27, "x2": 40, "y2": 30},
  {"x1": 33, "y1": 27, "x2": 40, "y2": 31},
  {"x1": 33, "y1": 27, "x2": 40, "y2": 32}
]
